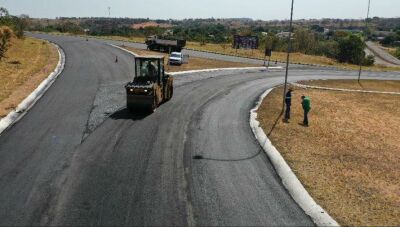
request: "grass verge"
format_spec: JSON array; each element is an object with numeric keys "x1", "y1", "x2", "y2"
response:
[
  {"x1": 257, "y1": 80, "x2": 400, "y2": 226},
  {"x1": 120, "y1": 46, "x2": 257, "y2": 72},
  {"x1": 0, "y1": 37, "x2": 59, "y2": 117}
]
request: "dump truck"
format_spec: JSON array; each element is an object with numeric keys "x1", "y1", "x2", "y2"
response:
[
  {"x1": 125, "y1": 56, "x2": 173, "y2": 112},
  {"x1": 145, "y1": 36, "x2": 186, "y2": 53}
]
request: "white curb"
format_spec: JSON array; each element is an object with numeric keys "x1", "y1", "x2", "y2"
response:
[
  {"x1": 292, "y1": 82, "x2": 400, "y2": 95},
  {"x1": 168, "y1": 66, "x2": 283, "y2": 76},
  {"x1": 250, "y1": 88, "x2": 339, "y2": 227},
  {"x1": 0, "y1": 41, "x2": 66, "y2": 135},
  {"x1": 109, "y1": 44, "x2": 284, "y2": 75},
  {"x1": 109, "y1": 44, "x2": 139, "y2": 57}
]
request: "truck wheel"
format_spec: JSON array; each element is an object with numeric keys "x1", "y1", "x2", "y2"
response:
[
  {"x1": 150, "y1": 96, "x2": 157, "y2": 112},
  {"x1": 169, "y1": 86, "x2": 173, "y2": 99}
]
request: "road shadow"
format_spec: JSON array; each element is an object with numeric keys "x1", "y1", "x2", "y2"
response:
[
  {"x1": 192, "y1": 149, "x2": 262, "y2": 162},
  {"x1": 110, "y1": 108, "x2": 151, "y2": 121}
]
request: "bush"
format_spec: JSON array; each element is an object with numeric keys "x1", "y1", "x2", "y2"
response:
[
  {"x1": 337, "y1": 34, "x2": 366, "y2": 64},
  {"x1": 363, "y1": 55, "x2": 375, "y2": 66},
  {"x1": 312, "y1": 41, "x2": 339, "y2": 58},
  {"x1": 0, "y1": 26, "x2": 13, "y2": 61},
  {"x1": 394, "y1": 48, "x2": 400, "y2": 60}
]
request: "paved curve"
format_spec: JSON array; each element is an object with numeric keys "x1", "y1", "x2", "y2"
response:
[
  {"x1": 366, "y1": 41, "x2": 400, "y2": 67},
  {"x1": 0, "y1": 34, "x2": 399, "y2": 226}
]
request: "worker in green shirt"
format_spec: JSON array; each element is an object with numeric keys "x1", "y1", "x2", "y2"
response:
[{"x1": 301, "y1": 96, "x2": 311, "y2": 126}]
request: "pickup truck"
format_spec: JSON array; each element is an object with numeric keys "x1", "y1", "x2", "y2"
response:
[{"x1": 169, "y1": 52, "x2": 184, "y2": 65}]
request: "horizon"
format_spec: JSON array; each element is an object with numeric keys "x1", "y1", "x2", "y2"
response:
[{"x1": 1, "y1": 0, "x2": 399, "y2": 20}]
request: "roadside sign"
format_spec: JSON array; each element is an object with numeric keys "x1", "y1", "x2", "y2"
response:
[{"x1": 232, "y1": 35, "x2": 259, "y2": 49}]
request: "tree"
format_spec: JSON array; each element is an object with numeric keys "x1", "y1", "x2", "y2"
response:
[
  {"x1": 13, "y1": 14, "x2": 29, "y2": 38},
  {"x1": 293, "y1": 29, "x2": 316, "y2": 54},
  {"x1": 337, "y1": 34, "x2": 366, "y2": 64},
  {"x1": 0, "y1": 7, "x2": 9, "y2": 17},
  {"x1": 0, "y1": 26, "x2": 13, "y2": 61}
]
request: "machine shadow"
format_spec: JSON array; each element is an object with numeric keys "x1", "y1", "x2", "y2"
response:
[{"x1": 110, "y1": 108, "x2": 151, "y2": 121}]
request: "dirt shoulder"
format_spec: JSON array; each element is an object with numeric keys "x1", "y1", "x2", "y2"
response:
[
  {"x1": 0, "y1": 37, "x2": 59, "y2": 118},
  {"x1": 257, "y1": 80, "x2": 400, "y2": 226},
  {"x1": 120, "y1": 46, "x2": 258, "y2": 72}
]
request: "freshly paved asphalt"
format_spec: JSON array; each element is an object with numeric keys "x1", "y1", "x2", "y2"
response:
[{"x1": 0, "y1": 34, "x2": 399, "y2": 226}]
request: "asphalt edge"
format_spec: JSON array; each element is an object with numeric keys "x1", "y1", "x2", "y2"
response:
[
  {"x1": 0, "y1": 41, "x2": 65, "y2": 135},
  {"x1": 249, "y1": 88, "x2": 339, "y2": 227}
]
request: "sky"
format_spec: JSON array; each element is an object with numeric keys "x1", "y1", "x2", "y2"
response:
[{"x1": 0, "y1": 0, "x2": 399, "y2": 20}]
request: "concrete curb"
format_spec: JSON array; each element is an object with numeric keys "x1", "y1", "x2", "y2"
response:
[
  {"x1": 0, "y1": 41, "x2": 65, "y2": 135},
  {"x1": 109, "y1": 44, "x2": 139, "y2": 57},
  {"x1": 249, "y1": 88, "x2": 339, "y2": 227},
  {"x1": 292, "y1": 82, "x2": 400, "y2": 95},
  {"x1": 168, "y1": 66, "x2": 283, "y2": 76},
  {"x1": 109, "y1": 44, "x2": 284, "y2": 76}
]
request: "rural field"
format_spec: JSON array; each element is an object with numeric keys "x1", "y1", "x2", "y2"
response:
[
  {"x1": 0, "y1": 37, "x2": 59, "y2": 118},
  {"x1": 257, "y1": 80, "x2": 400, "y2": 226},
  {"x1": 121, "y1": 46, "x2": 257, "y2": 72}
]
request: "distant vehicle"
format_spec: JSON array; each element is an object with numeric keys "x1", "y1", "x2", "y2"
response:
[
  {"x1": 146, "y1": 36, "x2": 186, "y2": 53},
  {"x1": 169, "y1": 52, "x2": 184, "y2": 65},
  {"x1": 125, "y1": 56, "x2": 173, "y2": 112}
]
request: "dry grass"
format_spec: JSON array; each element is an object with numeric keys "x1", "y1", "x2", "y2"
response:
[
  {"x1": 257, "y1": 81, "x2": 400, "y2": 226},
  {"x1": 0, "y1": 37, "x2": 59, "y2": 117},
  {"x1": 186, "y1": 42, "x2": 400, "y2": 72},
  {"x1": 300, "y1": 79, "x2": 400, "y2": 93},
  {"x1": 121, "y1": 46, "x2": 257, "y2": 72}
]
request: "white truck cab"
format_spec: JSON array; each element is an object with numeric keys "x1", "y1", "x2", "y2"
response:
[{"x1": 169, "y1": 52, "x2": 184, "y2": 65}]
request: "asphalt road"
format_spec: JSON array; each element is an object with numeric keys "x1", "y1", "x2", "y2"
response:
[
  {"x1": 366, "y1": 41, "x2": 400, "y2": 67},
  {"x1": 0, "y1": 34, "x2": 399, "y2": 226}
]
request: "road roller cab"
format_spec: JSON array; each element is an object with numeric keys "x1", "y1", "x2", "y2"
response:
[{"x1": 125, "y1": 56, "x2": 173, "y2": 112}]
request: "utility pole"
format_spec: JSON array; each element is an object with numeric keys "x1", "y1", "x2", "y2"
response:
[
  {"x1": 358, "y1": 0, "x2": 372, "y2": 82},
  {"x1": 282, "y1": 0, "x2": 295, "y2": 111},
  {"x1": 108, "y1": 7, "x2": 111, "y2": 17}
]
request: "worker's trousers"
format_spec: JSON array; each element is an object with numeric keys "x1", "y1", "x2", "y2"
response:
[
  {"x1": 285, "y1": 104, "x2": 291, "y2": 119},
  {"x1": 303, "y1": 110, "x2": 309, "y2": 126}
]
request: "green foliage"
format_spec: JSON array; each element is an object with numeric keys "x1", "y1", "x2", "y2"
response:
[
  {"x1": 0, "y1": 7, "x2": 28, "y2": 39},
  {"x1": 337, "y1": 34, "x2": 366, "y2": 64},
  {"x1": 293, "y1": 28, "x2": 316, "y2": 54},
  {"x1": 0, "y1": 26, "x2": 13, "y2": 61},
  {"x1": 363, "y1": 55, "x2": 375, "y2": 66},
  {"x1": 394, "y1": 48, "x2": 400, "y2": 60},
  {"x1": 313, "y1": 41, "x2": 339, "y2": 59}
]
